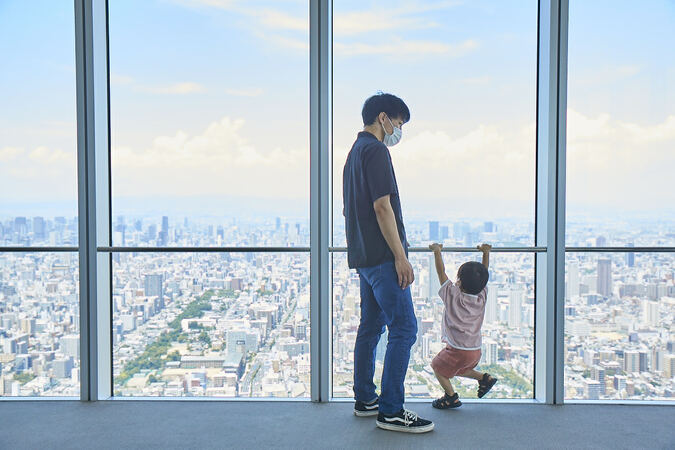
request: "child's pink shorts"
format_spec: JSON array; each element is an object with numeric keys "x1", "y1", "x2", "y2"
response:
[{"x1": 431, "y1": 345, "x2": 481, "y2": 378}]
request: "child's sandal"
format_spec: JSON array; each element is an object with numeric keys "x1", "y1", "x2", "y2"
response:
[
  {"x1": 432, "y1": 393, "x2": 462, "y2": 409},
  {"x1": 477, "y1": 373, "x2": 498, "y2": 398}
]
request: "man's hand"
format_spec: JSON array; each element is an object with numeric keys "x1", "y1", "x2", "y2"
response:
[
  {"x1": 429, "y1": 243, "x2": 443, "y2": 254},
  {"x1": 477, "y1": 243, "x2": 492, "y2": 253},
  {"x1": 395, "y1": 256, "x2": 415, "y2": 290}
]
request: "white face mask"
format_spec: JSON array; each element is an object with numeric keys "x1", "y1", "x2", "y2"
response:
[{"x1": 382, "y1": 116, "x2": 402, "y2": 146}]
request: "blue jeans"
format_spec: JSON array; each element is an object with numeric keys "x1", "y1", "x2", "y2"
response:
[{"x1": 353, "y1": 261, "x2": 418, "y2": 414}]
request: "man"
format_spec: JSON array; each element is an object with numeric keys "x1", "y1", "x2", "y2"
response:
[{"x1": 343, "y1": 93, "x2": 434, "y2": 433}]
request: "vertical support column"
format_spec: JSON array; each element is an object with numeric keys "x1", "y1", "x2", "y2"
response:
[
  {"x1": 75, "y1": 0, "x2": 112, "y2": 401},
  {"x1": 310, "y1": 0, "x2": 332, "y2": 402},
  {"x1": 535, "y1": 0, "x2": 568, "y2": 404}
]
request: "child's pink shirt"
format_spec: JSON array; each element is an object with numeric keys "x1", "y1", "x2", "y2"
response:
[{"x1": 438, "y1": 280, "x2": 487, "y2": 350}]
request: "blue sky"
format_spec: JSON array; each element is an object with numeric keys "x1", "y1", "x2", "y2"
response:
[{"x1": 0, "y1": 0, "x2": 673, "y2": 224}]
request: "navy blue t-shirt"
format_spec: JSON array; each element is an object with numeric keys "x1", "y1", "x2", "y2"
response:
[{"x1": 343, "y1": 131, "x2": 408, "y2": 269}]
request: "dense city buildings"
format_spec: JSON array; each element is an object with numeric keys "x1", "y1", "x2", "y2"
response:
[{"x1": 1, "y1": 215, "x2": 673, "y2": 400}]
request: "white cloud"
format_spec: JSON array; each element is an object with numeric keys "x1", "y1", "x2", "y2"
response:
[
  {"x1": 0, "y1": 147, "x2": 24, "y2": 162},
  {"x1": 334, "y1": 38, "x2": 477, "y2": 57},
  {"x1": 137, "y1": 82, "x2": 205, "y2": 95},
  {"x1": 0, "y1": 146, "x2": 77, "y2": 203},
  {"x1": 334, "y1": 11, "x2": 436, "y2": 36},
  {"x1": 112, "y1": 116, "x2": 308, "y2": 199},
  {"x1": 175, "y1": 0, "x2": 464, "y2": 57},
  {"x1": 566, "y1": 109, "x2": 675, "y2": 211},
  {"x1": 28, "y1": 146, "x2": 72, "y2": 164},
  {"x1": 253, "y1": 9, "x2": 307, "y2": 32}
]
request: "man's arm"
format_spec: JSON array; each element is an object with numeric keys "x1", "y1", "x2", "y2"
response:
[
  {"x1": 373, "y1": 195, "x2": 414, "y2": 289},
  {"x1": 477, "y1": 243, "x2": 491, "y2": 269},
  {"x1": 429, "y1": 243, "x2": 449, "y2": 285}
]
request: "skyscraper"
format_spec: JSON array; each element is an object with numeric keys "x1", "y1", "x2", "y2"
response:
[
  {"x1": 623, "y1": 350, "x2": 648, "y2": 373},
  {"x1": 597, "y1": 258, "x2": 612, "y2": 297},
  {"x1": 32, "y1": 216, "x2": 46, "y2": 240},
  {"x1": 14, "y1": 217, "x2": 27, "y2": 237},
  {"x1": 567, "y1": 261, "x2": 580, "y2": 300},
  {"x1": 428, "y1": 255, "x2": 441, "y2": 299},
  {"x1": 440, "y1": 226, "x2": 449, "y2": 240},
  {"x1": 485, "y1": 288, "x2": 498, "y2": 324},
  {"x1": 144, "y1": 274, "x2": 164, "y2": 308},
  {"x1": 641, "y1": 300, "x2": 659, "y2": 327},
  {"x1": 509, "y1": 288, "x2": 523, "y2": 329},
  {"x1": 160, "y1": 216, "x2": 169, "y2": 246},
  {"x1": 428, "y1": 221, "x2": 439, "y2": 241},
  {"x1": 626, "y1": 243, "x2": 635, "y2": 267}
]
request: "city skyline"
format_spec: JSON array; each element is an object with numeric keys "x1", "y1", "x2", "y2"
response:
[{"x1": 1, "y1": 215, "x2": 673, "y2": 400}]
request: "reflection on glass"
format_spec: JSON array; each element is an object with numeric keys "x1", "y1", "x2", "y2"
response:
[
  {"x1": 565, "y1": 253, "x2": 675, "y2": 401},
  {"x1": 333, "y1": 252, "x2": 534, "y2": 399},
  {"x1": 112, "y1": 252, "x2": 310, "y2": 398},
  {"x1": 0, "y1": 253, "x2": 80, "y2": 397}
]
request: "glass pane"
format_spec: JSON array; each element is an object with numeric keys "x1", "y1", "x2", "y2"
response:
[
  {"x1": 112, "y1": 252, "x2": 310, "y2": 398},
  {"x1": 108, "y1": 1, "x2": 309, "y2": 247},
  {"x1": 566, "y1": 1, "x2": 675, "y2": 246},
  {"x1": 333, "y1": 252, "x2": 534, "y2": 399},
  {"x1": 0, "y1": 1, "x2": 78, "y2": 246},
  {"x1": 332, "y1": 0, "x2": 537, "y2": 247},
  {"x1": 0, "y1": 252, "x2": 80, "y2": 397},
  {"x1": 565, "y1": 252, "x2": 675, "y2": 401}
]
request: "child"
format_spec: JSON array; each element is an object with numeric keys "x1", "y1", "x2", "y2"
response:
[{"x1": 428, "y1": 242, "x2": 498, "y2": 408}]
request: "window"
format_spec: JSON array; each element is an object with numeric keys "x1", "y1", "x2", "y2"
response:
[
  {"x1": 107, "y1": 0, "x2": 310, "y2": 398},
  {"x1": 0, "y1": 1, "x2": 78, "y2": 246},
  {"x1": 109, "y1": 0, "x2": 309, "y2": 247},
  {"x1": 112, "y1": 252, "x2": 310, "y2": 398},
  {"x1": 333, "y1": 252, "x2": 534, "y2": 399},
  {"x1": 565, "y1": 1, "x2": 675, "y2": 401},
  {"x1": 331, "y1": 0, "x2": 538, "y2": 399},
  {"x1": 0, "y1": 1, "x2": 79, "y2": 397}
]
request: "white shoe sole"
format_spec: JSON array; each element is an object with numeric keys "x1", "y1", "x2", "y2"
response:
[
  {"x1": 376, "y1": 420, "x2": 435, "y2": 433},
  {"x1": 354, "y1": 409, "x2": 379, "y2": 417}
]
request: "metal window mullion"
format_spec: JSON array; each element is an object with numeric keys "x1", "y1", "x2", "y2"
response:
[
  {"x1": 555, "y1": 0, "x2": 569, "y2": 405},
  {"x1": 535, "y1": 0, "x2": 568, "y2": 405},
  {"x1": 310, "y1": 0, "x2": 331, "y2": 403},
  {"x1": 75, "y1": 0, "x2": 112, "y2": 402}
]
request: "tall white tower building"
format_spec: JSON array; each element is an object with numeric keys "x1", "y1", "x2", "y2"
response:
[{"x1": 509, "y1": 288, "x2": 523, "y2": 329}]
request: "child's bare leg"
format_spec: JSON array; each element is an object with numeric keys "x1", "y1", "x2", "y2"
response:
[
  {"x1": 433, "y1": 369, "x2": 456, "y2": 396},
  {"x1": 457, "y1": 369, "x2": 483, "y2": 381}
]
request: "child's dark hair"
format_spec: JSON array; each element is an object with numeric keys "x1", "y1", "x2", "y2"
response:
[
  {"x1": 362, "y1": 92, "x2": 410, "y2": 126},
  {"x1": 458, "y1": 261, "x2": 489, "y2": 295}
]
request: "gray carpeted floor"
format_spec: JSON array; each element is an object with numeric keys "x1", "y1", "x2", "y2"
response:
[{"x1": 0, "y1": 401, "x2": 673, "y2": 449}]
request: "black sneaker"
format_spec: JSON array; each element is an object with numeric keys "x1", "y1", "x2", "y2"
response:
[
  {"x1": 354, "y1": 397, "x2": 379, "y2": 417},
  {"x1": 376, "y1": 409, "x2": 434, "y2": 433}
]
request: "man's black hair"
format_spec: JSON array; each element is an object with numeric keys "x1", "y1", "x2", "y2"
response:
[
  {"x1": 362, "y1": 92, "x2": 410, "y2": 126},
  {"x1": 457, "y1": 261, "x2": 489, "y2": 295}
]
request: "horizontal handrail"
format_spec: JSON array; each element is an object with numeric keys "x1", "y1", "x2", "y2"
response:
[
  {"x1": 97, "y1": 246, "x2": 311, "y2": 253},
  {"x1": 0, "y1": 246, "x2": 79, "y2": 252}
]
